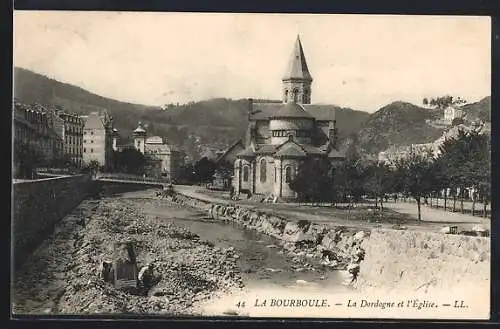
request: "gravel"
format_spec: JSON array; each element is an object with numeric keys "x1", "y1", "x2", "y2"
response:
[{"x1": 12, "y1": 197, "x2": 244, "y2": 316}]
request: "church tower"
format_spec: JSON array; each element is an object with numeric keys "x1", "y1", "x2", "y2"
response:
[
  {"x1": 133, "y1": 122, "x2": 147, "y2": 154},
  {"x1": 282, "y1": 35, "x2": 313, "y2": 104}
]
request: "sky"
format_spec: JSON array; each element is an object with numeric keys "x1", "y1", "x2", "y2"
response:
[{"x1": 13, "y1": 12, "x2": 491, "y2": 112}]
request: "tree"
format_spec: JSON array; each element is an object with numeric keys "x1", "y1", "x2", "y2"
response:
[
  {"x1": 436, "y1": 128, "x2": 490, "y2": 215},
  {"x1": 333, "y1": 151, "x2": 368, "y2": 203},
  {"x1": 14, "y1": 141, "x2": 45, "y2": 179},
  {"x1": 428, "y1": 95, "x2": 467, "y2": 110},
  {"x1": 215, "y1": 160, "x2": 234, "y2": 189},
  {"x1": 394, "y1": 149, "x2": 437, "y2": 220},
  {"x1": 178, "y1": 163, "x2": 196, "y2": 184},
  {"x1": 194, "y1": 157, "x2": 216, "y2": 184},
  {"x1": 115, "y1": 149, "x2": 147, "y2": 174},
  {"x1": 289, "y1": 157, "x2": 335, "y2": 202},
  {"x1": 363, "y1": 160, "x2": 392, "y2": 212}
]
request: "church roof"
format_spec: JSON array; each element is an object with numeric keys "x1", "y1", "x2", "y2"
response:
[
  {"x1": 270, "y1": 103, "x2": 313, "y2": 119},
  {"x1": 327, "y1": 148, "x2": 346, "y2": 158},
  {"x1": 282, "y1": 35, "x2": 313, "y2": 81},
  {"x1": 275, "y1": 142, "x2": 308, "y2": 157},
  {"x1": 251, "y1": 103, "x2": 336, "y2": 121},
  {"x1": 255, "y1": 144, "x2": 278, "y2": 154},
  {"x1": 236, "y1": 146, "x2": 256, "y2": 158}
]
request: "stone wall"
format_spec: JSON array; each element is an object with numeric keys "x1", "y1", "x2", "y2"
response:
[
  {"x1": 354, "y1": 229, "x2": 490, "y2": 294},
  {"x1": 167, "y1": 190, "x2": 490, "y2": 292},
  {"x1": 13, "y1": 175, "x2": 93, "y2": 270}
]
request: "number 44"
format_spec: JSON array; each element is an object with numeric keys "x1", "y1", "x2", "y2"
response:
[{"x1": 236, "y1": 301, "x2": 246, "y2": 308}]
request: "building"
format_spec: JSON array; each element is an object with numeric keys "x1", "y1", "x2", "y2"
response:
[
  {"x1": 125, "y1": 122, "x2": 186, "y2": 180},
  {"x1": 443, "y1": 106, "x2": 464, "y2": 124},
  {"x1": 58, "y1": 111, "x2": 85, "y2": 167},
  {"x1": 228, "y1": 36, "x2": 345, "y2": 200},
  {"x1": 82, "y1": 110, "x2": 114, "y2": 169},
  {"x1": 13, "y1": 101, "x2": 64, "y2": 165}
]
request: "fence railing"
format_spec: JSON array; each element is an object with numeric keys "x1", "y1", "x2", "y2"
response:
[{"x1": 96, "y1": 173, "x2": 171, "y2": 184}]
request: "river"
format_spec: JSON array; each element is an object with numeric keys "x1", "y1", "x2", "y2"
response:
[{"x1": 125, "y1": 189, "x2": 350, "y2": 293}]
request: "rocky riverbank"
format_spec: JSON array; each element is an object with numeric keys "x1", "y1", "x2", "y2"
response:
[
  {"x1": 166, "y1": 190, "x2": 491, "y2": 300},
  {"x1": 12, "y1": 196, "x2": 243, "y2": 315},
  {"x1": 167, "y1": 193, "x2": 366, "y2": 285}
]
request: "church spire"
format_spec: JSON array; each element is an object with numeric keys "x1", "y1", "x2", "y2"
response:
[
  {"x1": 282, "y1": 35, "x2": 313, "y2": 82},
  {"x1": 282, "y1": 35, "x2": 313, "y2": 104}
]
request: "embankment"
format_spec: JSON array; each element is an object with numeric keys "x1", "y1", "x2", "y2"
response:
[
  {"x1": 167, "y1": 191, "x2": 490, "y2": 295},
  {"x1": 12, "y1": 174, "x2": 93, "y2": 270}
]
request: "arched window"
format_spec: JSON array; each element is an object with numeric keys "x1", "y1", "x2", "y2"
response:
[
  {"x1": 243, "y1": 165, "x2": 249, "y2": 182},
  {"x1": 293, "y1": 89, "x2": 299, "y2": 103},
  {"x1": 284, "y1": 90, "x2": 289, "y2": 102},
  {"x1": 260, "y1": 158, "x2": 267, "y2": 182},
  {"x1": 285, "y1": 166, "x2": 293, "y2": 183}
]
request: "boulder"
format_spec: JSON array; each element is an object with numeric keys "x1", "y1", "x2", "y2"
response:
[
  {"x1": 353, "y1": 231, "x2": 365, "y2": 242},
  {"x1": 282, "y1": 221, "x2": 314, "y2": 244},
  {"x1": 472, "y1": 225, "x2": 487, "y2": 233},
  {"x1": 305, "y1": 224, "x2": 328, "y2": 244}
]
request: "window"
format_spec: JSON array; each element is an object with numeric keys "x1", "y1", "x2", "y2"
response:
[
  {"x1": 90, "y1": 148, "x2": 93, "y2": 153},
  {"x1": 243, "y1": 165, "x2": 249, "y2": 182},
  {"x1": 285, "y1": 89, "x2": 289, "y2": 102},
  {"x1": 285, "y1": 166, "x2": 293, "y2": 183},
  {"x1": 91, "y1": 131, "x2": 94, "y2": 135},
  {"x1": 293, "y1": 88, "x2": 299, "y2": 103},
  {"x1": 260, "y1": 159, "x2": 267, "y2": 182},
  {"x1": 274, "y1": 168, "x2": 277, "y2": 182},
  {"x1": 84, "y1": 148, "x2": 86, "y2": 153}
]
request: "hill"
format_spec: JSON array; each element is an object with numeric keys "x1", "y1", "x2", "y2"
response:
[
  {"x1": 460, "y1": 96, "x2": 491, "y2": 122},
  {"x1": 13, "y1": 67, "x2": 370, "y2": 160},
  {"x1": 355, "y1": 101, "x2": 445, "y2": 155}
]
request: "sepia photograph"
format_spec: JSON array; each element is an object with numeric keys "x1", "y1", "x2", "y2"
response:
[{"x1": 11, "y1": 12, "x2": 491, "y2": 319}]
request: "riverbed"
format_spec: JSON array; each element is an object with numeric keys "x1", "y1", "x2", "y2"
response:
[{"x1": 12, "y1": 188, "x2": 348, "y2": 316}]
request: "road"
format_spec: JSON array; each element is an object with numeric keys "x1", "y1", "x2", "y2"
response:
[
  {"x1": 383, "y1": 201, "x2": 486, "y2": 225},
  {"x1": 173, "y1": 185, "x2": 489, "y2": 232}
]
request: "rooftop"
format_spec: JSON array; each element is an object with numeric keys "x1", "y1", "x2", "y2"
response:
[{"x1": 282, "y1": 35, "x2": 313, "y2": 81}]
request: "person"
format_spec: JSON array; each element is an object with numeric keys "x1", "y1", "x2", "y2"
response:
[{"x1": 393, "y1": 194, "x2": 397, "y2": 203}]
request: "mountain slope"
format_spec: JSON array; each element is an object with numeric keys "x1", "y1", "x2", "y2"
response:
[
  {"x1": 460, "y1": 96, "x2": 491, "y2": 122},
  {"x1": 13, "y1": 67, "x2": 370, "y2": 160},
  {"x1": 356, "y1": 101, "x2": 445, "y2": 155}
]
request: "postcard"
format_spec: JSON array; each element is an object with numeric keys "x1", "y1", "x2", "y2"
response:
[{"x1": 12, "y1": 11, "x2": 491, "y2": 320}]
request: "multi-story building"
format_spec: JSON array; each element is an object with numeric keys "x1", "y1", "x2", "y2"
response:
[
  {"x1": 129, "y1": 122, "x2": 186, "y2": 180},
  {"x1": 58, "y1": 111, "x2": 84, "y2": 167},
  {"x1": 13, "y1": 101, "x2": 64, "y2": 164},
  {"x1": 82, "y1": 110, "x2": 114, "y2": 169}
]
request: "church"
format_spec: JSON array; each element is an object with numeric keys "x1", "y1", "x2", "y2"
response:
[{"x1": 231, "y1": 35, "x2": 345, "y2": 200}]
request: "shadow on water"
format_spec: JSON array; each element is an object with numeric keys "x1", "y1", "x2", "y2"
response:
[{"x1": 142, "y1": 202, "x2": 346, "y2": 291}]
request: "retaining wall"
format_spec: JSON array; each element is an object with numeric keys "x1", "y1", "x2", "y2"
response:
[
  {"x1": 167, "y1": 190, "x2": 490, "y2": 291},
  {"x1": 12, "y1": 175, "x2": 93, "y2": 270}
]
